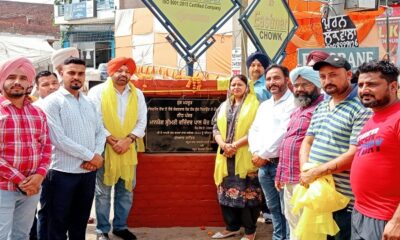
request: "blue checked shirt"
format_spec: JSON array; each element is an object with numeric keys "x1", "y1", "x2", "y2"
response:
[{"x1": 41, "y1": 88, "x2": 106, "y2": 173}]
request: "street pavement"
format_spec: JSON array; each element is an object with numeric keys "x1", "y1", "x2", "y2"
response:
[
  {"x1": 86, "y1": 218, "x2": 273, "y2": 240},
  {"x1": 86, "y1": 189, "x2": 273, "y2": 239}
]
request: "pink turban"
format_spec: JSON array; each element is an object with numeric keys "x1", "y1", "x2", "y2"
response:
[
  {"x1": 0, "y1": 57, "x2": 35, "y2": 93},
  {"x1": 306, "y1": 50, "x2": 330, "y2": 66}
]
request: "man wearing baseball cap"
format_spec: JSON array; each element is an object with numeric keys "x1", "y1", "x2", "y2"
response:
[{"x1": 299, "y1": 55, "x2": 371, "y2": 239}]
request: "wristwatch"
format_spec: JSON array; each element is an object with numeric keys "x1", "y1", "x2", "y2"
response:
[{"x1": 127, "y1": 133, "x2": 137, "y2": 143}]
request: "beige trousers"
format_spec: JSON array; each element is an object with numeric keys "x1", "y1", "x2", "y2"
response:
[{"x1": 284, "y1": 183, "x2": 301, "y2": 240}]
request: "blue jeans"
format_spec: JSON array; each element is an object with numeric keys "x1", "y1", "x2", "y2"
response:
[
  {"x1": 259, "y1": 163, "x2": 288, "y2": 240},
  {"x1": 95, "y1": 166, "x2": 136, "y2": 234},
  {"x1": 37, "y1": 175, "x2": 50, "y2": 240},
  {"x1": 0, "y1": 189, "x2": 40, "y2": 240}
]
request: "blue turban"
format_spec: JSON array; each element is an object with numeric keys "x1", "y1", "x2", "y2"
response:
[
  {"x1": 246, "y1": 52, "x2": 270, "y2": 70},
  {"x1": 289, "y1": 66, "x2": 321, "y2": 88}
]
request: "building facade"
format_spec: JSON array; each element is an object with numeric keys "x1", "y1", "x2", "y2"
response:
[
  {"x1": 0, "y1": 1, "x2": 59, "y2": 70},
  {"x1": 54, "y1": 0, "x2": 117, "y2": 69}
]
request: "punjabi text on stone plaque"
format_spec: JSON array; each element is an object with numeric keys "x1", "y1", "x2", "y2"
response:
[{"x1": 146, "y1": 98, "x2": 222, "y2": 153}]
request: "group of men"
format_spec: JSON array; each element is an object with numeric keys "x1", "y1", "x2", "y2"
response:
[
  {"x1": 243, "y1": 51, "x2": 399, "y2": 240},
  {"x1": 0, "y1": 48, "x2": 146, "y2": 240},
  {"x1": 0, "y1": 46, "x2": 399, "y2": 240}
]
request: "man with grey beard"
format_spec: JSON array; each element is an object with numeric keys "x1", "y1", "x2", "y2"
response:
[{"x1": 274, "y1": 66, "x2": 323, "y2": 240}]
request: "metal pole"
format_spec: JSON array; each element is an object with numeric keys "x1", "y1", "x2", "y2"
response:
[
  {"x1": 187, "y1": 62, "x2": 194, "y2": 76},
  {"x1": 328, "y1": 0, "x2": 345, "y2": 16},
  {"x1": 232, "y1": 0, "x2": 248, "y2": 75},
  {"x1": 240, "y1": 0, "x2": 248, "y2": 75},
  {"x1": 386, "y1": 0, "x2": 391, "y2": 61}
]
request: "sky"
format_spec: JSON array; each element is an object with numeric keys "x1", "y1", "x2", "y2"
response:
[{"x1": 1, "y1": 0, "x2": 53, "y2": 4}]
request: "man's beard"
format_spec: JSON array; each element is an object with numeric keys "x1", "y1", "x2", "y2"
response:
[
  {"x1": 115, "y1": 76, "x2": 129, "y2": 86},
  {"x1": 3, "y1": 85, "x2": 26, "y2": 99},
  {"x1": 360, "y1": 92, "x2": 391, "y2": 108},
  {"x1": 295, "y1": 88, "x2": 320, "y2": 107},
  {"x1": 70, "y1": 79, "x2": 82, "y2": 90},
  {"x1": 323, "y1": 83, "x2": 350, "y2": 96},
  {"x1": 71, "y1": 85, "x2": 81, "y2": 90},
  {"x1": 7, "y1": 92, "x2": 25, "y2": 99}
]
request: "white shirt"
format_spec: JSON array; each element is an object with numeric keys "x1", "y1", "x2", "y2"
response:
[
  {"x1": 87, "y1": 82, "x2": 147, "y2": 138},
  {"x1": 41, "y1": 88, "x2": 106, "y2": 173},
  {"x1": 32, "y1": 97, "x2": 44, "y2": 108},
  {"x1": 248, "y1": 89, "x2": 296, "y2": 159}
]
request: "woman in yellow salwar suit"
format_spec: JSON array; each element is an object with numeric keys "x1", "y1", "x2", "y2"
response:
[{"x1": 211, "y1": 75, "x2": 261, "y2": 240}]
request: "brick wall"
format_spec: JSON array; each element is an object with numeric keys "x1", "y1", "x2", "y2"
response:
[
  {"x1": 128, "y1": 153, "x2": 224, "y2": 227},
  {"x1": 0, "y1": 1, "x2": 59, "y2": 37}
]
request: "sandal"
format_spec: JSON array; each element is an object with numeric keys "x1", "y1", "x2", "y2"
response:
[
  {"x1": 240, "y1": 232, "x2": 256, "y2": 240},
  {"x1": 211, "y1": 230, "x2": 240, "y2": 239}
]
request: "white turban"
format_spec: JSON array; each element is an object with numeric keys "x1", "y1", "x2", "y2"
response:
[
  {"x1": 289, "y1": 66, "x2": 321, "y2": 88},
  {"x1": 51, "y1": 47, "x2": 79, "y2": 72}
]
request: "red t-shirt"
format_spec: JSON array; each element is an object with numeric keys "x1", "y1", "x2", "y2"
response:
[{"x1": 351, "y1": 101, "x2": 400, "y2": 221}]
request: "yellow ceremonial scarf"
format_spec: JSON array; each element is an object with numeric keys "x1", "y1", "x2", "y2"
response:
[
  {"x1": 101, "y1": 78, "x2": 139, "y2": 191},
  {"x1": 214, "y1": 93, "x2": 259, "y2": 186},
  {"x1": 248, "y1": 80, "x2": 256, "y2": 96}
]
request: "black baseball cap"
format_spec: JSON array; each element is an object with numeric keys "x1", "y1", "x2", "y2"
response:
[{"x1": 313, "y1": 55, "x2": 352, "y2": 71}]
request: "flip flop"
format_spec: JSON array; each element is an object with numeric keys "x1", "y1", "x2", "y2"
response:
[
  {"x1": 240, "y1": 232, "x2": 256, "y2": 240},
  {"x1": 211, "y1": 230, "x2": 240, "y2": 239}
]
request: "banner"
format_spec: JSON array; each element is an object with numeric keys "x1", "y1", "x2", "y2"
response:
[{"x1": 298, "y1": 47, "x2": 379, "y2": 71}]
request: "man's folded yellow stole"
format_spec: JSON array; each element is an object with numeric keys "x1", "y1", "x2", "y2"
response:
[{"x1": 101, "y1": 79, "x2": 139, "y2": 191}]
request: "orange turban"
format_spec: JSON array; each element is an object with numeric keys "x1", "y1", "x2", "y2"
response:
[
  {"x1": 0, "y1": 57, "x2": 35, "y2": 93},
  {"x1": 107, "y1": 57, "x2": 136, "y2": 76}
]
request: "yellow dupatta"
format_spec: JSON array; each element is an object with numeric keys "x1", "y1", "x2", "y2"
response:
[
  {"x1": 213, "y1": 93, "x2": 259, "y2": 186},
  {"x1": 101, "y1": 79, "x2": 139, "y2": 191}
]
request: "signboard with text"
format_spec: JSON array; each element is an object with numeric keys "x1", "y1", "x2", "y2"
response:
[
  {"x1": 231, "y1": 48, "x2": 241, "y2": 75},
  {"x1": 143, "y1": 0, "x2": 240, "y2": 49},
  {"x1": 376, "y1": 17, "x2": 400, "y2": 63},
  {"x1": 146, "y1": 98, "x2": 222, "y2": 153},
  {"x1": 298, "y1": 47, "x2": 379, "y2": 71},
  {"x1": 321, "y1": 15, "x2": 358, "y2": 48},
  {"x1": 64, "y1": 1, "x2": 95, "y2": 20},
  {"x1": 239, "y1": 0, "x2": 298, "y2": 63}
]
